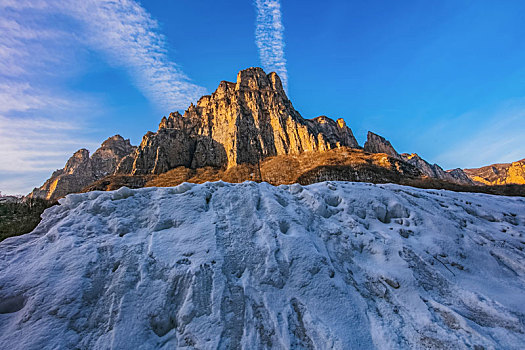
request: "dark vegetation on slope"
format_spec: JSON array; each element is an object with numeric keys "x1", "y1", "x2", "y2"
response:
[
  {"x1": 83, "y1": 147, "x2": 525, "y2": 197},
  {"x1": 0, "y1": 198, "x2": 56, "y2": 242}
]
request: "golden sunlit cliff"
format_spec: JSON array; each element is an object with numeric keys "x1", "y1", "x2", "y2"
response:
[{"x1": 465, "y1": 159, "x2": 525, "y2": 185}]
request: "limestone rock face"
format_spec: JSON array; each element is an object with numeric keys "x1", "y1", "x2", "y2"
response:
[
  {"x1": 129, "y1": 130, "x2": 227, "y2": 175},
  {"x1": 363, "y1": 132, "x2": 400, "y2": 158},
  {"x1": 29, "y1": 135, "x2": 136, "y2": 200},
  {"x1": 128, "y1": 67, "x2": 359, "y2": 175},
  {"x1": 28, "y1": 67, "x2": 491, "y2": 199},
  {"x1": 64, "y1": 148, "x2": 92, "y2": 175},
  {"x1": 91, "y1": 135, "x2": 136, "y2": 178},
  {"x1": 464, "y1": 159, "x2": 525, "y2": 185}
]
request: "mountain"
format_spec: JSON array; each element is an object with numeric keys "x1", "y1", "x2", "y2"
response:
[
  {"x1": 119, "y1": 67, "x2": 358, "y2": 175},
  {"x1": 361, "y1": 132, "x2": 474, "y2": 185},
  {"x1": 464, "y1": 159, "x2": 525, "y2": 185},
  {"x1": 1, "y1": 182, "x2": 524, "y2": 348},
  {"x1": 400, "y1": 153, "x2": 474, "y2": 185},
  {"x1": 28, "y1": 135, "x2": 136, "y2": 200},
  {"x1": 363, "y1": 131, "x2": 400, "y2": 158},
  {"x1": 28, "y1": 68, "x2": 476, "y2": 200}
]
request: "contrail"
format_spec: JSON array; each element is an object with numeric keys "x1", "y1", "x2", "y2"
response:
[{"x1": 255, "y1": 0, "x2": 288, "y2": 91}]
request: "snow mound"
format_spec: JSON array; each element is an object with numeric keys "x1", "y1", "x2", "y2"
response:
[{"x1": 1, "y1": 181, "x2": 524, "y2": 349}]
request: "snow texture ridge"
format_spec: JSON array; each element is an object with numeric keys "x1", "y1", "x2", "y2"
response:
[{"x1": 0, "y1": 181, "x2": 524, "y2": 349}]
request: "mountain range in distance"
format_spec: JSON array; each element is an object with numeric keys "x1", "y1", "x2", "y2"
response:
[
  {"x1": 28, "y1": 67, "x2": 525, "y2": 201},
  {"x1": 465, "y1": 159, "x2": 525, "y2": 185}
]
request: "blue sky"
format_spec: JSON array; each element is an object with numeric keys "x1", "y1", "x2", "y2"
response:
[{"x1": 1, "y1": 0, "x2": 524, "y2": 194}]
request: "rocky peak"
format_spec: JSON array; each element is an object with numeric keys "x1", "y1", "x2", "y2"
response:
[
  {"x1": 64, "y1": 149, "x2": 91, "y2": 175},
  {"x1": 30, "y1": 67, "x2": 483, "y2": 199},
  {"x1": 363, "y1": 140, "x2": 474, "y2": 186},
  {"x1": 401, "y1": 153, "x2": 441, "y2": 178},
  {"x1": 400, "y1": 153, "x2": 473, "y2": 185},
  {"x1": 97, "y1": 135, "x2": 134, "y2": 155},
  {"x1": 363, "y1": 132, "x2": 400, "y2": 158},
  {"x1": 446, "y1": 168, "x2": 474, "y2": 184},
  {"x1": 313, "y1": 116, "x2": 329, "y2": 124},
  {"x1": 235, "y1": 67, "x2": 283, "y2": 93},
  {"x1": 128, "y1": 67, "x2": 360, "y2": 175},
  {"x1": 91, "y1": 135, "x2": 137, "y2": 178},
  {"x1": 29, "y1": 136, "x2": 136, "y2": 200}
]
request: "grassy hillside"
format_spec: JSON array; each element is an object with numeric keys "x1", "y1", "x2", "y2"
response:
[{"x1": 84, "y1": 147, "x2": 525, "y2": 197}]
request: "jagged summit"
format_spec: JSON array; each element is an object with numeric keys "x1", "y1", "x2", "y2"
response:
[
  {"x1": 400, "y1": 152, "x2": 474, "y2": 185},
  {"x1": 125, "y1": 67, "x2": 359, "y2": 174},
  {"x1": 364, "y1": 132, "x2": 400, "y2": 159},
  {"x1": 362, "y1": 132, "x2": 474, "y2": 185},
  {"x1": 235, "y1": 66, "x2": 285, "y2": 92}
]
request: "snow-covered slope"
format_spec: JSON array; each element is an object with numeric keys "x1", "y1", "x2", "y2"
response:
[{"x1": 1, "y1": 182, "x2": 524, "y2": 349}]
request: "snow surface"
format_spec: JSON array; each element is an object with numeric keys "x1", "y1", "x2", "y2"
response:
[{"x1": 0, "y1": 181, "x2": 524, "y2": 349}]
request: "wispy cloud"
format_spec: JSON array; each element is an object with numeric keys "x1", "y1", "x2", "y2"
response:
[
  {"x1": 255, "y1": 0, "x2": 288, "y2": 90},
  {"x1": 70, "y1": 0, "x2": 206, "y2": 111},
  {"x1": 0, "y1": 0, "x2": 206, "y2": 194},
  {"x1": 1, "y1": 0, "x2": 206, "y2": 111},
  {"x1": 0, "y1": 111, "x2": 100, "y2": 195},
  {"x1": 0, "y1": 115, "x2": 99, "y2": 173}
]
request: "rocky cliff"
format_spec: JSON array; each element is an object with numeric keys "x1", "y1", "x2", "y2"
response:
[
  {"x1": 401, "y1": 153, "x2": 474, "y2": 185},
  {"x1": 363, "y1": 131, "x2": 400, "y2": 158},
  {"x1": 29, "y1": 135, "x2": 135, "y2": 200},
  {"x1": 464, "y1": 159, "x2": 525, "y2": 185},
  {"x1": 125, "y1": 67, "x2": 359, "y2": 175}
]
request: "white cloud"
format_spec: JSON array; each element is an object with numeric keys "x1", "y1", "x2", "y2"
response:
[
  {"x1": 0, "y1": 115, "x2": 99, "y2": 173},
  {"x1": 0, "y1": 173, "x2": 50, "y2": 196},
  {"x1": 68, "y1": 0, "x2": 207, "y2": 111},
  {"x1": 255, "y1": 0, "x2": 288, "y2": 90},
  {"x1": 0, "y1": 0, "x2": 206, "y2": 194},
  {"x1": 1, "y1": 0, "x2": 206, "y2": 112},
  {"x1": 0, "y1": 113, "x2": 100, "y2": 195}
]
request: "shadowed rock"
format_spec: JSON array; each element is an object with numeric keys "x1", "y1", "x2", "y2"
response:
[
  {"x1": 401, "y1": 153, "x2": 473, "y2": 185},
  {"x1": 363, "y1": 131, "x2": 400, "y2": 158}
]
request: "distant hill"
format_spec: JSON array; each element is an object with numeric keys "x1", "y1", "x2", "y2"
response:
[{"x1": 464, "y1": 159, "x2": 525, "y2": 185}]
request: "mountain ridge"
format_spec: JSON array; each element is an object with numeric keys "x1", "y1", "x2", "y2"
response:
[{"x1": 28, "y1": 67, "x2": 508, "y2": 200}]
